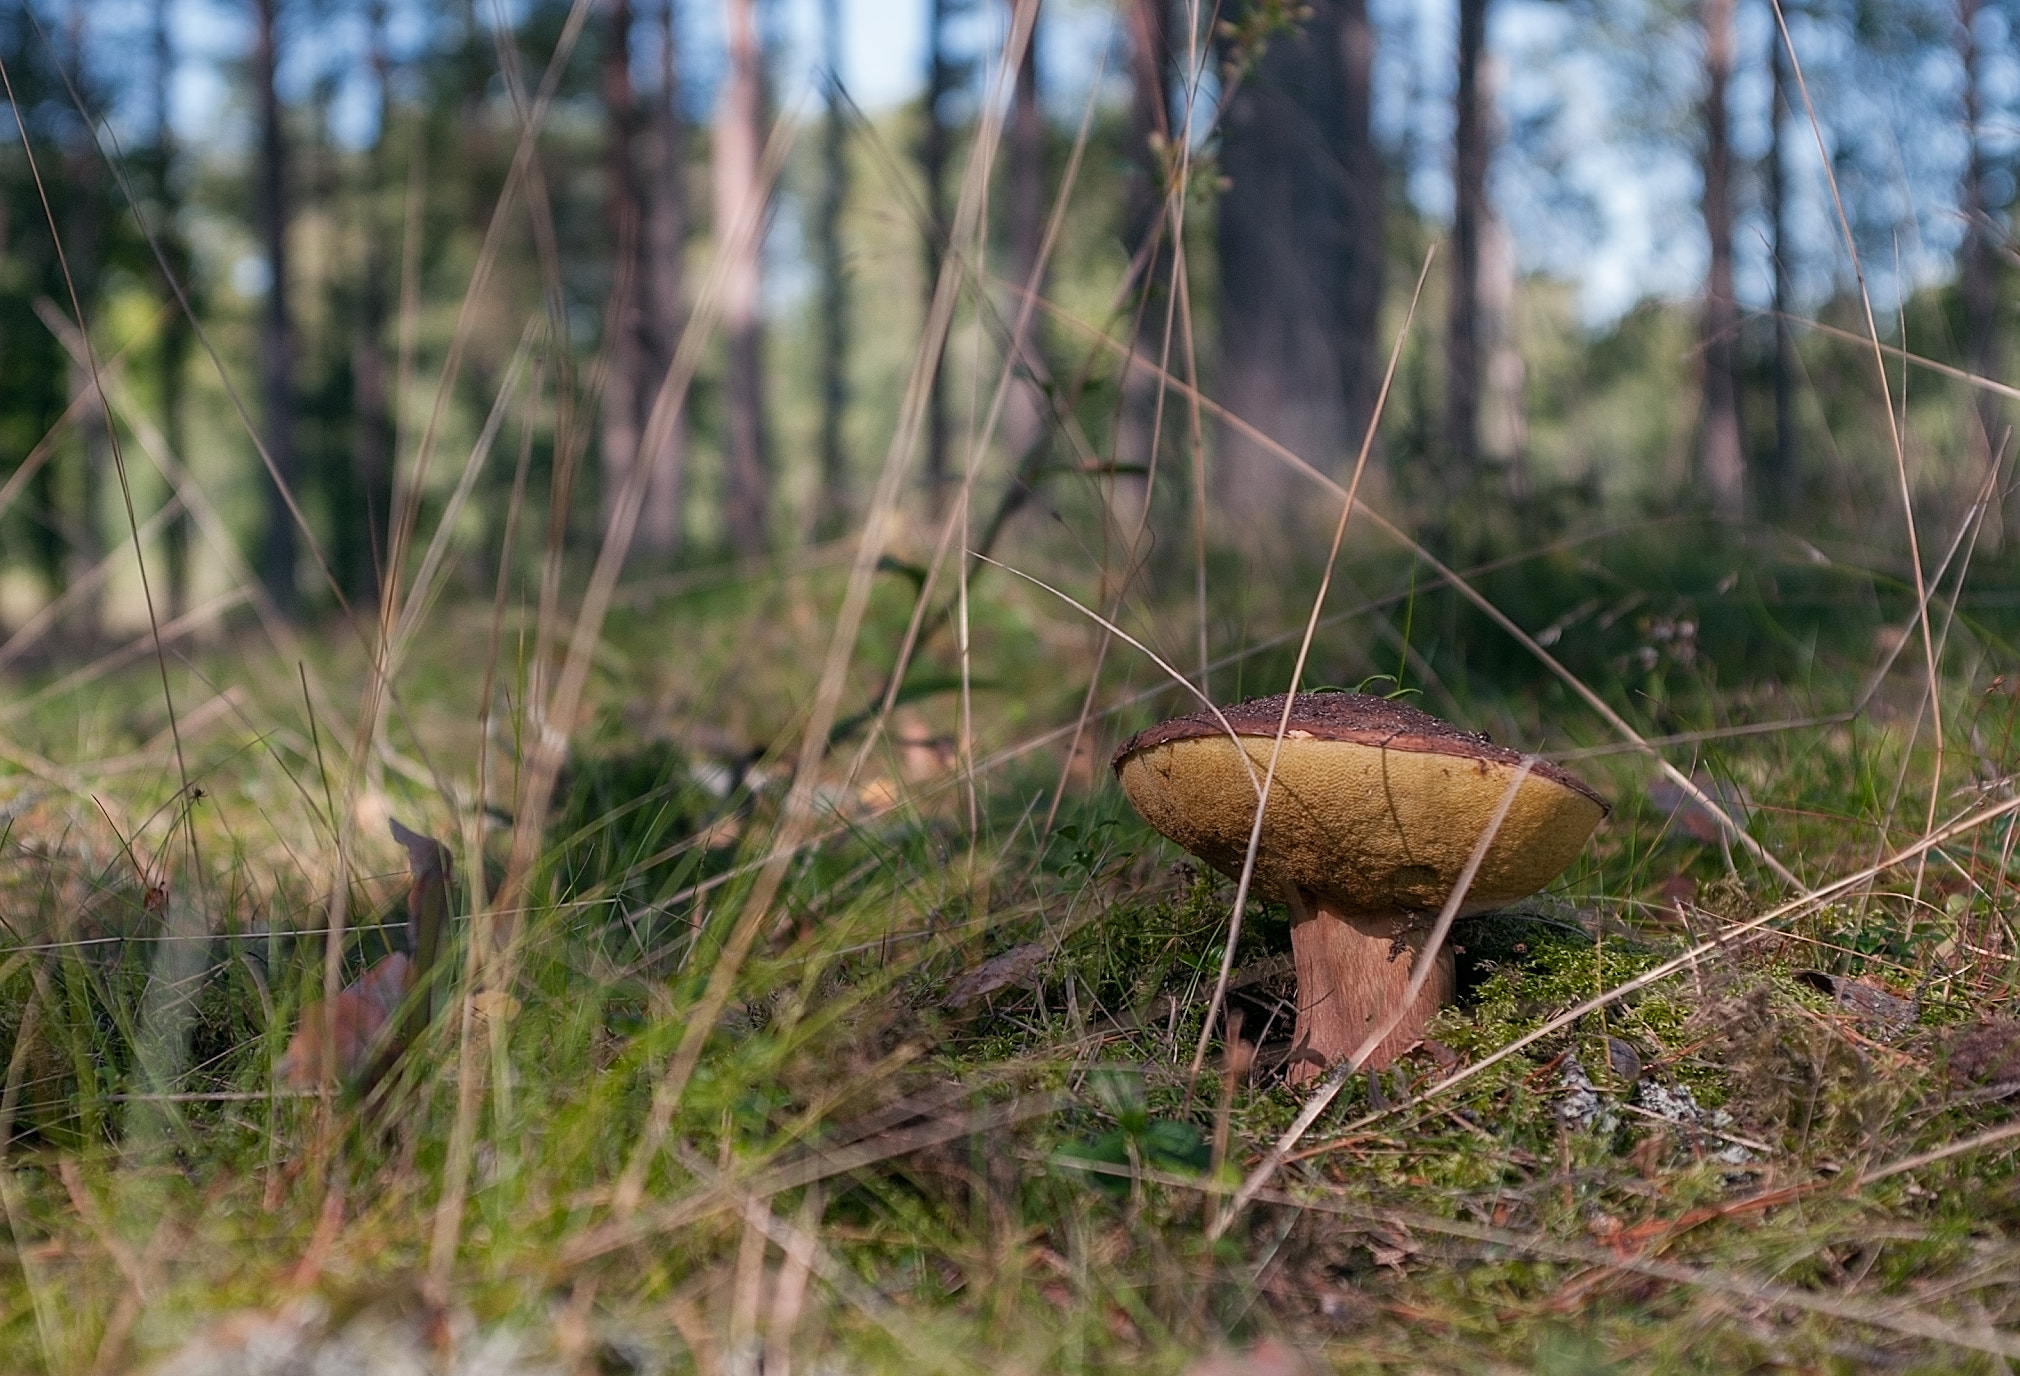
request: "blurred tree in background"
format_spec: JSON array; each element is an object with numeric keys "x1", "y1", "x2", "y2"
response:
[{"x1": 0, "y1": 0, "x2": 2011, "y2": 650}]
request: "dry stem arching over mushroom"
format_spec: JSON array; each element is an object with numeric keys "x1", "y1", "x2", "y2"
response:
[{"x1": 1113, "y1": 691, "x2": 1607, "y2": 1079}]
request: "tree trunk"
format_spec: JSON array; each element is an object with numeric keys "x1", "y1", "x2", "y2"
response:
[
  {"x1": 252, "y1": 0, "x2": 301, "y2": 615},
  {"x1": 63, "y1": 4, "x2": 105, "y2": 641},
  {"x1": 1474, "y1": 39, "x2": 1525, "y2": 492},
  {"x1": 1214, "y1": 0, "x2": 1384, "y2": 536},
  {"x1": 1443, "y1": 0, "x2": 1488, "y2": 483},
  {"x1": 350, "y1": 0, "x2": 394, "y2": 607},
  {"x1": 1762, "y1": 6, "x2": 1797, "y2": 514},
  {"x1": 602, "y1": 0, "x2": 689, "y2": 560},
  {"x1": 1001, "y1": 0, "x2": 1046, "y2": 476},
  {"x1": 716, "y1": 0, "x2": 770, "y2": 555},
  {"x1": 1959, "y1": 0, "x2": 2003, "y2": 483},
  {"x1": 1114, "y1": 0, "x2": 1171, "y2": 535},
  {"x1": 815, "y1": 0, "x2": 851, "y2": 536},
  {"x1": 918, "y1": 0, "x2": 956, "y2": 517},
  {"x1": 153, "y1": 0, "x2": 193, "y2": 620},
  {"x1": 639, "y1": 0, "x2": 689, "y2": 554},
  {"x1": 601, "y1": 0, "x2": 651, "y2": 551},
  {"x1": 1697, "y1": 0, "x2": 1744, "y2": 522}
]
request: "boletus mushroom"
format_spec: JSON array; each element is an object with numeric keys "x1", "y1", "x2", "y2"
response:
[{"x1": 1113, "y1": 692, "x2": 1605, "y2": 1079}]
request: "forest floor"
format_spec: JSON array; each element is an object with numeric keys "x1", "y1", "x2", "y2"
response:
[{"x1": 2, "y1": 543, "x2": 2020, "y2": 1375}]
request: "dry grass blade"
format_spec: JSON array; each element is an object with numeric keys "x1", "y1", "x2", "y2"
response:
[
  {"x1": 0, "y1": 987, "x2": 62, "y2": 1370},
  {"x1": 730, "y1": 1181, "x2": 980, "y2": 1376},
  {"x1": 840, "y1": 48, "x2": 1109, "y2": 801},
  {"x1": 0, "y1": 36, "x2": 202, "y2": 903},
  {"x1": 1068, "y1": 1150, "x2": 2020, "y2": 1359},
  {"x1": 1786, "y1": 308, "x2": 2020, "y2": 403},
  {"x1": 475, "y1": 99, "x2": 809, "y2": 1227},
  {"x1": 56, "y1": 1159, "x2": 145, "y2": 1300},
  {"x1": 1858, "y1": 1119, "x2": 2020, "y2": 1188},
  {"x1": 0, "y1": 592, "x2": 251, "y2": 735},
  {"x1": 1271, "y1": 1188, "x2": 2020, "y2": 1359},
  {"x1": 387, "y1": 322, "x2": 538, "y2": 667},
  {"x1": 37, "y1": 87, "x2": 355, "y2": 631},
  {"x1": 380, "y1": 0, "x2": 596, "y2": 609},
  {"x1": 34, "y1": 305, "x2": 349, "y2": 752},
  {"x1": 318, "y1": 0, "x2": 600, "y2": 1115},
  {"x1": 0, "y1": 492, "x2": 187, "y2": 673}
]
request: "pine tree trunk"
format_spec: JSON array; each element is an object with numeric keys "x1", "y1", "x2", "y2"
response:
[
  {"x1": 1959, "y1": 0, "x2": 2003, "y2": 485},
  {"x1": 815, "y1": 0, "x2": 851, "y2": 536},
  {"x1": 1114, "y1": 0, "x2": 1171, "y2": 536},
  {"x1": 639, "y1": 0, "x2": 688, "y2": 555},
  {"x1": 1766, "y1": 6, "x2": 1796, "y2": 513},
  {"x1": 1479, "y1": 212, "x2": 1528, "y2": 489},
  {"x1": 350, "y1": 0, "x2": 394, "y2": 607},
  {"x1": 1214, "y1": 0, "x2": 1384, "y2": 536},
  {"x1": 1443, "y1": 0, "x2": 1489, "y2": 483},
  {"x1": 716, "y1": 0, "x2": 770, "y2": 555},
  {"x1": 153, "y1": 0, "x2": 193, "y2": 620},
  {"x1": 1697, "y1": 0, "x2": 1745, "y2": 521},
  {"x1": 918, "y1": 0, "x2": 955, "y2": 517},
  {"x1": 601, "y1": 0, "x2": 650, "y2": 551},
  {"x1": 252, "y1": 0, "x2": 301, "y2": 616},
  {"x1": 1001, "y1": 0, "x2": 1046, "y2": 476}
]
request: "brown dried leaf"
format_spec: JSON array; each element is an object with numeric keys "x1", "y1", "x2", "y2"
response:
[
  {"x1": 946, "y1": 942, "x2": 1049, "y2": 1008},
  {"x1": 276, "y1": 953, "x2": 412, "y2": 1087},
  {"x1": 1182, "y1": 1339, "x2": 1323, "y2": 1376},
  {"x1": 1648, "y1": 772, "x2": 1750, "y2": 845},
  {"x1": 1948, "y1": 1018, "x2": 2020, "y2": 1092},
  {"x1": 1793, "y1": 970, "x2": 1916, "y2": 1033}
]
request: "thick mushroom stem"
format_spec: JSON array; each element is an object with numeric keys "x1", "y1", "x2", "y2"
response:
[{"x1": 1286, "y1": 895, "x2": 1454, "y2": 1082}]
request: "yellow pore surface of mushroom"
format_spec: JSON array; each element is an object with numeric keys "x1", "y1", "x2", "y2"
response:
[{"x1": 1116, "y1": 735, "x2": 1603, "y2": 915}]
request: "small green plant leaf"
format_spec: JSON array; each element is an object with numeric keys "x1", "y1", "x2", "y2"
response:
[{"x1": 1087, "y1": 1066, "x2": 1147, "y2": 1132}]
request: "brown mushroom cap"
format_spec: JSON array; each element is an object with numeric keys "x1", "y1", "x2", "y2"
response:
[{"x1": 1112, "y1": 692, "x2": 1606, "y2": 915}]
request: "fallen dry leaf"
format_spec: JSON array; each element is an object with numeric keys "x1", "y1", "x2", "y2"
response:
[
  {"x1": 277, "y1": 818, "x2": 454, "y2": 1087},
  {"x1": 1793, "y1": 970, "x2": 1916, "y2": 1034},
  {"x1": 1648, "y1": 773, "x2": 1750, "y2": 845},
  {"x1": 1182, "y1": 1338, "x2": 1321, "y2": 1376},
  {"x1": 1948, "y1": 1018, "x2": 2020, "y2": 1092},
  {"x1": 947, "y1": 942, "x2": 1050, "y2": 1008},
  {"x1": 277, "y1": 953, "x2": 411, "y2": 1087}
]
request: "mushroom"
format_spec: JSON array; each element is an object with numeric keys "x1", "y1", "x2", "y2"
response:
[{"x1": 1112, "y1": 691, "x2": 1605, "y2": 1079}]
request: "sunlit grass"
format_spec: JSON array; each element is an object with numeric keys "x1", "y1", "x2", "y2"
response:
[
  {"x1": 3, "y1": 0, "x2": 2020, "y2": 1365},
  {"x1": 5, "y1": 542, "x2": 2020, "y2": 1370}
]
